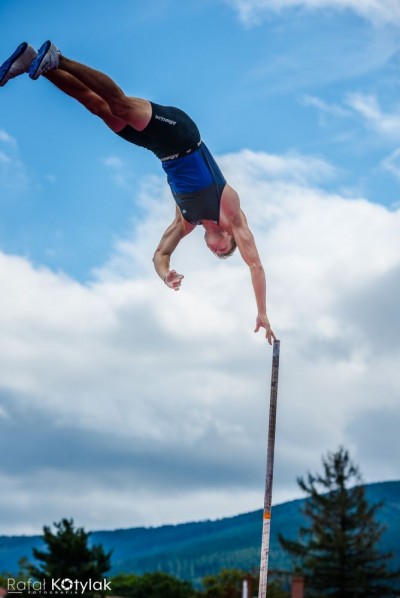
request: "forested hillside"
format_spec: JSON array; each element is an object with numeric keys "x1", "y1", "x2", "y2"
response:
[{"x1": 1, "y1": 480, "x2": 399, "y2": 586}]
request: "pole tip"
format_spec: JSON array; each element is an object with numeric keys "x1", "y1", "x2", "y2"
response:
[{"x1": 273, "y1": 339, "x2": 280, "y2": 357}]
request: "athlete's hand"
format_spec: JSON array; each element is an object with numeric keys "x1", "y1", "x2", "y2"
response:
[
  {"x1": 254, "y1": 313, "x2": 276, "y2": 345},
  {"x1": 164, "y1": 270, "x2": 184, "y2": 291}
]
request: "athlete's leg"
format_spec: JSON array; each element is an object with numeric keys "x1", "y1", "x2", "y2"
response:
[
  {"x1": 57, "y1": 55, "x2": 151, "y2": 131},
  {"x1": 44, "y1": 69, "x2": 126, "y2": 131}
]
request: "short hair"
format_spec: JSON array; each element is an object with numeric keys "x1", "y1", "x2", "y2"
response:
[{"x1": 216, "y1": 237, "x2": 237, "y2": 259}]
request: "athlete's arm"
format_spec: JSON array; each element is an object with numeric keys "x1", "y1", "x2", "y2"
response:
[
  {"x1": 231, "y1": 211, "x2": 276, "y2": 344},
  {"x1": 153, "y1": 207, "x2": 195, "y2": 291}
]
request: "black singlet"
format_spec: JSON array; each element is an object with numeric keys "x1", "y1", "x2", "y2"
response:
[
  {"x1": 115, "y1": 103, "x2": 226, "y2": 224},
  {"x1": 116, "y1": 102, "x2": 200, "y2": 161}
]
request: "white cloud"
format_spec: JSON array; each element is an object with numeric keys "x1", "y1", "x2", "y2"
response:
[
  {"x1": 0, "y1": 150, "x2": 11, "y2": 165},
  {"x1": 101, "y1": 154, "x2": 135, "y2": 191},
  {"x1": 219, "y1": 149, "x2": 337, "y2": 185},
  {"x1": 1, "y1": 149, "x2": 400, "y2": 533},
  {"x1": 244, "y1": 19, "x2": 399, "y2": 94},
  {"x1": 302, "y1": 94, "x2": 350, "y2": 118},
  {"x1": 381, "y1": 147, "x2": 400, "y2": 180},
  {"x1": 45, "y1": 174, "x2": 57, "y2": 184},
  {"x1": 0, "y1": 404, "x2": 9, "y2": 419},
  {"x1": 346, "y1": 93, "x2": 400, "y2": 138},
  {"x1": 302, "y1": 92, "x2": 400, "y2": 145},
  {"x1": 102, "y1": 155, "x2": 126, "y2": 169},
  {"x1": 226, "y1": 0, "x2": 400, "y2": 26},
  {"x1": 0, "y1": 129, "x2": 17, "y2": 146},
  {"x1": 0, "y1": 130, "x2": 28, "y2": 192}
]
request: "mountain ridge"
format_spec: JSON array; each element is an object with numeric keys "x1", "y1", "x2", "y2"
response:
[{"x1": 1, "y1": 480, "x2": 399, "y2": 585}]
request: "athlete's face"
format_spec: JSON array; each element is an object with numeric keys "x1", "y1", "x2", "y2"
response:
[{"x1": 204, "y1": 230, "x2": 233, "y2": 256}]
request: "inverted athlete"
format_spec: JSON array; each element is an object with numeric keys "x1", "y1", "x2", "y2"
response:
[{"x1": 0, "y1": 41, "x2": 276, "y2": 343}]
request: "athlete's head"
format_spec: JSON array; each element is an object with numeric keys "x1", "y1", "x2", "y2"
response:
[
  {"x1": 215, "y1": 236, "x2": 237, "y2": 259},
  {"x1": 204, "y1": 230, "x2": 237, "y2": 259}
]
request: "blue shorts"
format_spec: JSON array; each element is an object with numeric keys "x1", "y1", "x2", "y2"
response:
[{"x1": 162, "y1": 142, "x2": 226, "y2": 225}]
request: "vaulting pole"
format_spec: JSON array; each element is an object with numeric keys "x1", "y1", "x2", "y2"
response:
[{"x1": 258, "y1": 339, "x2": 281, "y2": 598}]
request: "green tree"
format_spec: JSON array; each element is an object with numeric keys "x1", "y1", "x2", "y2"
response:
[
  {"x1": 279, "y1": 447, "x2": 400, "y2": 597},
  {"x1": 1, "y1": 557, "x2": 33, "y2": 594},
  {"x1": 201, "y1": 569, "x2": 255, "y2": 598},
  {"x1": 28, "y1": 518, "x2": 111, "y2": 591},
  {"x1": 111, "y1": 571, "x2": 197, "y2": 597},
  {"x1": 265, "y1": 577, "x2": 290, "y2": 598},
  {"x1": 200, "y1": 568, "x2": 289, "y2": 598}
]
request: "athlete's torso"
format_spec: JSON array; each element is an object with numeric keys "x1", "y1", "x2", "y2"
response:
[{"x1": 115, "y1": 103, "x2": 226, "y2": 225}]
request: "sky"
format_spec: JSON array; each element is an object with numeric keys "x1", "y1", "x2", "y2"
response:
[{"x1": 0, "y1": 0, "x2": 400, "y2": 537}]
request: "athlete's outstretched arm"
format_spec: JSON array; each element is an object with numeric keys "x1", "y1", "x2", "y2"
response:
[
  {"x1": 153, "y1": 208, "x2": 195, "y2": 290},
  {"x1": 231, "y1": 211, "x2": 276, "y2": 344}
]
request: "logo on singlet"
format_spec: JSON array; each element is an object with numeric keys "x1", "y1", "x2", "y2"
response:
[{"x1": 154, "y1": 114, "x2": 177, "y2": 125}]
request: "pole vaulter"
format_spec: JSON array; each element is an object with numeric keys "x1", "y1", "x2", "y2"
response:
[{"x1": 0, "y1": 40, "x2": 276, "y2": 344}]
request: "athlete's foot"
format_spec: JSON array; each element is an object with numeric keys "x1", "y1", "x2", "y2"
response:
[
  {"x1": 28, "y1": 40, "x2": 60, "y2": 80},
  {"x1": 0, "y1": 42, "x2": 37, "y2": 87}
]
